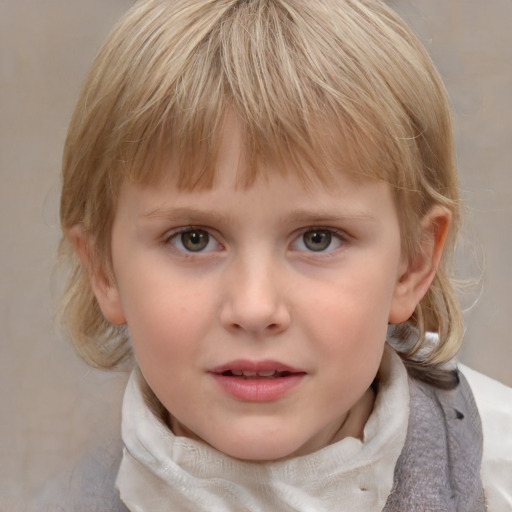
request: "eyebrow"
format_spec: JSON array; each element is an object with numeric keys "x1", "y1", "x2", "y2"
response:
[
  {"x1": 141, "y1": 207, "x2": 235, "y2": 225},
  {"x1": 284, "y1": 209, "x2": 378, "y2": 224},
  {"x1": 141, "y1": 206, "x2": 377, "y2": 225}
]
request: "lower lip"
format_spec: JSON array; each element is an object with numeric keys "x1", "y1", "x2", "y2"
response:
[{"x1": 211, "y1": 373, "x2": 305, "y2": 402}]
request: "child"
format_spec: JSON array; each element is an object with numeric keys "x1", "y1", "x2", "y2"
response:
[{"x1": 57, "y1": 0, "x2": 511, "y2": 510}]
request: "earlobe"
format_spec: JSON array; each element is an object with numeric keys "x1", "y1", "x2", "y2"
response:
[
  {"x1": 388, "y1": 206, "x2": 451, "y2": 324},
  {"x1": 67, "y1": 225, "x2": 126, "y2": 325}
]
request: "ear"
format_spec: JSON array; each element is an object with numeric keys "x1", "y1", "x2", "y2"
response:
[
  {"x1": 388, "y1": 206, "x2": 451, "y2": 324},
  {"x1": 67, "y1": 225, "x2": 126, "y2": 325}
]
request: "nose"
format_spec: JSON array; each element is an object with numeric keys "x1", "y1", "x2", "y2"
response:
[{"x1": 220, "y1": 255, "x2": 291, "y2": 336}]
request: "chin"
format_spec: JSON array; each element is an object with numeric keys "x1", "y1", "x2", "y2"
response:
[
  {"x1": 224, "y1": 446, "x2": 297, "y2": 462},
  {"x1": 208, "y1": 433, "x2": 308, "y2": 462}
]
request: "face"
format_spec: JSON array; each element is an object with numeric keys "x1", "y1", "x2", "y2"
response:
[{"x1": 93, "y1": 123, "x2": 430, "y2": 462}]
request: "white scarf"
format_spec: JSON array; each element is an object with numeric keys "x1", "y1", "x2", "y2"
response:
[{"x1": 116, "y1": 347, "x2": 409, "y2": 512}]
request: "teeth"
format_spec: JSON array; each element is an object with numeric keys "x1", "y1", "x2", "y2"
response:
[
  {"x1": 256, "y1": 370, "x2": 277, "y2": 377},
  {"x1": 227, "y1": 370, "x2": 279, "y2": 377}
]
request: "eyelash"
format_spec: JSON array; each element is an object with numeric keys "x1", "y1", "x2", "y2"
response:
[{"x1": 163, "y1": 226, "x2": 348, "y2": 255}]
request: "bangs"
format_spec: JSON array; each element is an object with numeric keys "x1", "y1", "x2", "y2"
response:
[{"x1": 100, "y1": 0, "x2": 428, "y2": 192}]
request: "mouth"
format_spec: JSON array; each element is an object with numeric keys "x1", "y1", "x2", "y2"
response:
[
  {"x1": 210, "y1": 360, "x2": 306, "y2": 378},
  {"x1": 218, "y1": 369, "x2": 300, "y2": 379},
  {"x1": 209, "y1": 360, "x2": 306, "y2": 402}
]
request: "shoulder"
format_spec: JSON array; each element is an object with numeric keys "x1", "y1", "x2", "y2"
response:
[
  {"x1": 459, "y1": 365, "x2": 512, "y2": 510},
  {"x1": 28, "y1": 437, "x2": 128, "y2": 512}
]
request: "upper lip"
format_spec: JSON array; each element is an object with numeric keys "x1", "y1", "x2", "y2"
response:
[{"x1": 209, "y1": 359, "x2": 306, "y2": 377}]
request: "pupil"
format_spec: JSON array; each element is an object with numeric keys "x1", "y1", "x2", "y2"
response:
[
  {"x1": 182, "y1": 230, "x2": 209, "y2": 251},
  {"x1": 304, "y1": 230, "x2": 331, "y2": 251}
]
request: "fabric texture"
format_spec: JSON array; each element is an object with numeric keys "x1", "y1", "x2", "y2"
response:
[
  {"x1": 382, "y1": 372, "x2": 486, "y2": 511},
  {"x1": 115, "y1": 347, "x2": 486, "y2": 512},
  {"x1": 33, "y1": 345, "x2": 512, "y2": 510},
  {"x1": 116, "y1": 347, "x2": 409, "y2": 511},
  {"x1": 460, "y1": 364, "x2": 512, "y2": 511}
]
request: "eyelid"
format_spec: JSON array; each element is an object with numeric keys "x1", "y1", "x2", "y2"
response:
[{"x1": 163, "y1": 225, "x2": 200, "y2": 241}]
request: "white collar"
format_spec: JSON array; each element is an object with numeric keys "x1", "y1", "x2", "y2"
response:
[{"x1": 116, "y1": 346, "x2": 409, "y2": 512}]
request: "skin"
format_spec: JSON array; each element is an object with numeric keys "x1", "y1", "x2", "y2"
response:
[{"x1": 71, "y1": 120, "x2": 449, "y2": 461}]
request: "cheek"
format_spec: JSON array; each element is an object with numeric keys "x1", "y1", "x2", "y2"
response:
[
  {"x1": 116, "y1": 267, "x2": 216, "y2": 369},
  {"x1": 304, "y1": 266, "x2": 396, "y2": 370},
  {"x1": 311, "y1": 272, "x2": 395, "y2": 337}
]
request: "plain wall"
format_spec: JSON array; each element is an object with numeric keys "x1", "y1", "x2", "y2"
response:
[{"x1": 1, "y1": 0, "x2": 511, "y2": 507}]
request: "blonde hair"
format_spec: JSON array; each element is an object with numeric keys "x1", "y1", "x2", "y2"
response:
[{"x1": 60, "y1": 0, "x2": 462, "y2": 386}]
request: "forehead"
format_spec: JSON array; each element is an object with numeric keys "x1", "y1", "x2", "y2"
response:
[
  {"x1": 119, "y1": 118, "x2": 396, "y2": 225},
  {"x1": 128, "y1": 111, "x2": 389, "y2": 196}
]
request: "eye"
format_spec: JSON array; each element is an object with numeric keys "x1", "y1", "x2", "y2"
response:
[
  {"x1": 292, "y1": 228, "x2": 344, "y2": 252},
  {"x1": 168, "y1": 228, "x2": 221, "y2": 253}
]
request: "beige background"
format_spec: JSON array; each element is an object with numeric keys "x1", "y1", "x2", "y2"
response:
[{"x1": 1, "y1": 0, "x2": 511, "y2": 508}]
